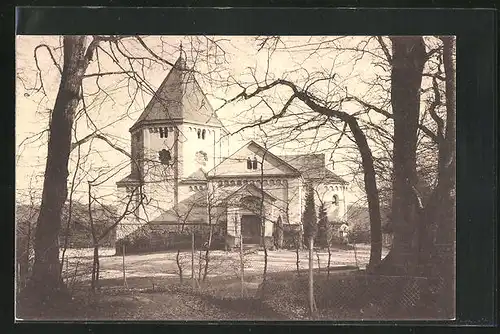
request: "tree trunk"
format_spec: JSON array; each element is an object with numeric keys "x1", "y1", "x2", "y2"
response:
[
  {"x1": 263, "y1": 245, "x2": 268, "y2": 280},
  {"x1": 191, "y1": 231, "x2": 195, "y2": 288},
  {"x1": 198, "y1": 248, "x2": 203, "y2": 283},
  {"x1": 327, "y1": 243, "x2": 331, "y2": 279},
  {"x1": 295, "y1": 232, "x2": 301, "y2": 276},
  {"x1": 315, "y1": 249, "x2": 321, "y2": 274},
  {"x1": 202, "y1": 223, "x2": 213, "y2": 282},
  {"x1": 239, "y1": 233, "x2": 245, "y2": 298},
  {"x1": 25, "y1": 220, "x2": 32, "y2": 284},
  {"x1": 353, "y1": 240, "x2": 359, "y2": 268},
  {"x1": 259, "y1": 155, "x2": 268, "y2": 283},
  {"x1": 31, "y1": 36, "x2": 89, "y2": 302},
  {"x1": 91, "y1": 245, "x2": 100, "y2": 292},
  {"x1": 122, "y1": 244, "x2": 127, "y2": 288},
  {"x1": 308, "y1": 237, "x2": 316, "y2": 317},
  {"x1": 420, "y1": 36, "x2": 456, "y2": 317},
  {"x1": 433, "y1": 36, "x2": 456, "y2": 250},
  {"x1": 275, "y1": 217, "x2": 284, "y2": 249},
  {"x1": 378, "y1": 36, "x2": 427, "y2": 275},
  {"x1": 296, "y1": 95, "x2": 383, "y2": 269},
  {"x1": 176, "y1": 248, "x2": 183, "y2": 284},
  {"x1": 346, "y1": 118, "x2": 383, "y2": 269},
  {"x1": 436, "y1": 38, "x2": 456, "y2": 305}
]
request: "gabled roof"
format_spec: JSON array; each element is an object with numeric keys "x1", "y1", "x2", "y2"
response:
[
  {"x1": 278, "y1": 153, "x2": 347, "y2": 184},
  {"x1": 224, "y1": 182, "x2": 277, "y2": 203},
  {"x1": 180, "y1": 168, "x2": 207, "y2": 184},
  {"x1": 247, "y1": 141, "x2": 301, "y2": 174},
  {"x1": 207, "y1": 140, "x2": 301, "y2": 178},
  {"x1": 130, "y1": 55, "x2": 223, "y2": 132},
  {"x1": 150, "y1": 190, "x2": 208, "y2": 224}
]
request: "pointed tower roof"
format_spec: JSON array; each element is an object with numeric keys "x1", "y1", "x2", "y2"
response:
[{"x1": 130, "y1": 52, "x2": 223, "y2": 132}]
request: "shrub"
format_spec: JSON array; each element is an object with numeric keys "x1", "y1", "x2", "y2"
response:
[
  {"x1": 302, "y1": 185, "x2": 317, "y2": 246},
  {"x1": 282, "y1": 225, "x2": 301, "y2": 250},
  {"x1": 348, "y1": 225, "x2": 370, "y2": 244},
  {"x1": 115, "y1": 222, "x2": 228, "y2": 255},
  {"x1": 315, "y1": 203, "x2": 331, "y2": 249}
]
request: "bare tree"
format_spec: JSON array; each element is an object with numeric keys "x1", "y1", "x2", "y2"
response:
[
  {"x1": 218, "y1": 53, "x2": 383, "y2": 268},
  {"x1": 303, "y1": 184, "x2": 318, "y2": 317},
  {"x1": 219, "y1": 36, "x2": 454, "y2": 277},
  {"x1": 201, "y1": 185, "x2": 227, "y2": 283},
  {"x1": 15, "y1": 180, "x2": 40, "y2": 292},
  {"x1": 258, "y1": 147, "x2": 269, "y2": 283},
  {"x1": 86, "y1": 179, "x2": 144, "y2": 293},
  {"x1": 19, "y1": 35, "x2": 226, "y2": 304}
]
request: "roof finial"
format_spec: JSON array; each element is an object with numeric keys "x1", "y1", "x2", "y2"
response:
[{"x1": 176, "y1": 41, "x2": 186, "y2": 70}]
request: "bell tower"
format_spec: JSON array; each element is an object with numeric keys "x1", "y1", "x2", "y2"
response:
[{"x1": 118, "y1": 44, "x2": 227, "y2": 224}]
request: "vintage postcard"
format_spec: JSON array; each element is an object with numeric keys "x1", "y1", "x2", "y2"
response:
[{"x1": 15, "y1": 34, "x2": 456, "y2": 321}]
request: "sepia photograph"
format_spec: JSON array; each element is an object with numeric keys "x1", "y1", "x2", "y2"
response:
[{"x1": 15, "y1": 34, "x2": 456, "y2": 321}]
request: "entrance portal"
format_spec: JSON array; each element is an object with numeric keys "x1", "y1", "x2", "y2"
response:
[{"x1": 241, "y1": 214, "x2": 261, "y2": 244}]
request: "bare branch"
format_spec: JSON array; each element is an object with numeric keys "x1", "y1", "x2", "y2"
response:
[
  {"x1": 346, "y1": 95, "x2": 440, "y2": 144},
  {"x1": 135, "y1": 36, "x2": 176, "y2": 68},
  {"x1": 427, "y1": 76, "x2": 444, "y2": 140},
  {"x1": 34, "y1": 44, "x2": 62, "y2": 75},
  {"x1": 83, "y1": 71, "x2": 135, "y2": 78},
  {"x1": 375, "y1": 36, "x2": 392, "y2": 64}
]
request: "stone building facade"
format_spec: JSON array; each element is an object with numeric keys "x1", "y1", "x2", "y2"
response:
[{"x1": 116, "y1": 54, "x2": 348, "y2": 247}]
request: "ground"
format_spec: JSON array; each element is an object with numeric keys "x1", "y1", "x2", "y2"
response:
[
  {"x1": 18, "y1": 245, "x2": 390, "y2": 321},
  {"x1": 61, "y1": 244, "x2": 385, "y2": 283}
]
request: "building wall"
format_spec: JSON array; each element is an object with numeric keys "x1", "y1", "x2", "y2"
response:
[
  {"x1": 180, "y1": 123, "x2": 222, "y2": 178},
  {"x1": 314, "y1": 183, "x2": 348, "y2": 221},
  {"x1": 138, "y1": 125, "x2": 178, "y2": 182},
  {"x1": 285, "y1": 178, "x2": 303, "y2": 226},
  {"x1": 130, "y1": 128, "x2": 144, "y2": 177},
  {"x1": 208, "y1": 176, "x2": 302, "y2": 238},
  {"x1": 120, "y1": 123, "x2": 349, "y2": 241}
]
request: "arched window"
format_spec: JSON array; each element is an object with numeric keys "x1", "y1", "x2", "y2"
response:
[
  {"x1": 246, "y1": 157, "x2": 252, "y2": 170},
  {"x1": 202, "y1": 129, "x2": 206, "y2": 140},
  {"x1": 252, "y1": 157, "x2": 258, "y2": 170},
  {"x1": 159, "y1": 127, "x2": 168, "y2": 138},
  {"x1": 197, "y1": 129, "x2": 201, "y2": 139},
  {"x1": 332, "y1": 194, "x2": 339, "y2": 206}
]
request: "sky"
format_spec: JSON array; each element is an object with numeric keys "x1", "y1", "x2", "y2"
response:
[{"x1": 15, "y1": 35, "x2": 394, "y2": 206}]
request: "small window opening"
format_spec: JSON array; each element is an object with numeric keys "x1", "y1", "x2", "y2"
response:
[
  {"x1": 246, "y1": 157, "x2": 252, "y2": 170},
  {"x1": 159, "y1": 127, "x2": 168, "y2": 138},
  {"x1": 159, "y1": 149, "x2": 171, "y2": 165},
  {"x1": 202, "y1": 129, "x2": 206, "y2": 140},
  {"x1": 332, "y1": 195, "x2": 339, "y2": 206},
  {"x1": 252, "y1": 157, "x2": 258, "y2": 170},
  {"x1": 197, "y1": 129, "x2": 201, "y2": 139}
]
